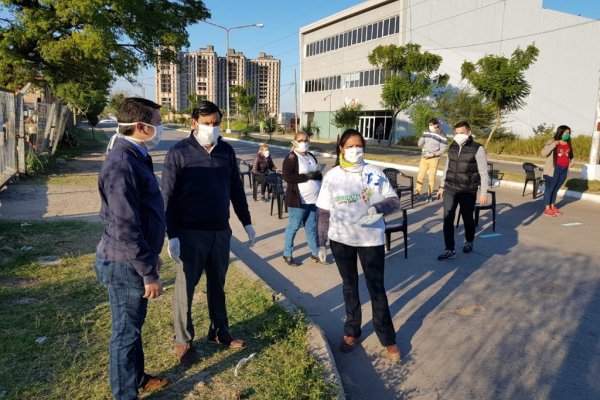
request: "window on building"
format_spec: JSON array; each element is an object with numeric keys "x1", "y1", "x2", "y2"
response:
[
  {"x1": 326, "y1": 37, "x2": 331, "y2": 52},
  {"x1": 359, "y1": 71, "x2": 364, "y2": 87},
  {"x1": 357, "y1": 28, "x2": 363, "y2": 44},
  {"x1": 364, "y1": 70, "x2": 370, "y2": 86},
  {"x1": 395, "y1": 16, "x2": 400, "y2": 33},
  {"x1": 338, "y1": 33, "x2": 344, "y2": 48},
  {"x1": 336, "y1": 75, "x2": 341, "y2": 89},
  {"x1": 380, "y1": 69, "x2": 386, "y2": 83},
  {"x1": 320, "y1": 40, "x2": 324, "y2": 53},
  {"x1": 389, "y1": 16, "x2": 396, "y2": 35},
  {"x1": 334, "y1": 35, "x2": 338, "y2": 50},
  {"x1": 374, "y1": 69, "x2": 380, "y2": 85},
  {"x1": 305, "y1": 81, "x2": 309, "y2": 92},
  {"x1": 378, "y1": 21, "x2": 383, "y2": 37},
  {"x1": 362, "y1": 26, "x2": 367, "y2": 42},
  {"x1": 306, "y1": 45, "x2": 310, "y2": 57},
  {"x1": 344, "y1": 32, "x2": 349, "y2": 47},
  {"x1": 384, "y1": 19, "x2": 390, "y2": 36},
  {"x1": 352, "y1": 29, "x2": 357, "y2": 45},
  {"x1": 367, "y1": 24, "x2": 372, "y2": 41}
]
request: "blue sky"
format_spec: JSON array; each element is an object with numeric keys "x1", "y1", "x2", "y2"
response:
[{"x1": 113, "y1": 0, "x2": 600, "y2": 113}]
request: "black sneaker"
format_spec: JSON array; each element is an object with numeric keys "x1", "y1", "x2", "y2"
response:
[
  {"x1": 437, "y1": 249, "x2": 456, "y2": 260},
  {"x1": 463, "y1": 242, "x2": 474, "y2": 253},
  {"x1": 282, "y1": 256, "x2": 299, "y2": 266}
]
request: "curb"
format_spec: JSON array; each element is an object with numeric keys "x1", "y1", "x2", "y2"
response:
[
  {"x1": 230, "y1": 254, "x2": 346, "y2": 400},
  {"x1": 229, "y1": 137, "x2": 600, "y2": 204}
]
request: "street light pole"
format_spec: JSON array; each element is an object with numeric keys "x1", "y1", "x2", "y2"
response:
[
  {"x1": 324, "y1": 92, "x2": 333, "y2": 139},
  {"x1": 202, "y1": 21, "x2": 264, "y2": 133}
]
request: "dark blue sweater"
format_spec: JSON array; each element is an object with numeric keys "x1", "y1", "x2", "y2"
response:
[
  {"x1": 96, "y1": 138, "x2": 166, "y2": 284},
  {"x1": 161, "y1": 135, "x2": 252, "y2": 238}
]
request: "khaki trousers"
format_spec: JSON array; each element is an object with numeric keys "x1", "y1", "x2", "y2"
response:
[{"x1": 416, "y1": 156, "x2": 440, "y2": 194}]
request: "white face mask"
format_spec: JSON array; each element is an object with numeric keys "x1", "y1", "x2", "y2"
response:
[
  {"x1": 195, "y1": 124, "x2": 220, "y2": 146},
  {"x1": 114, "y1": 122, "x2": 162, "y2": 150},
  {"x1": 262, "y1": 151, "x2": 270, "y2": 158},
  {"x1": 295, "y1": 141, "x2": 309, "y2": 153},
  {"x1": 344, "y1": 147, "x2": 364, "y2": 164},
  {"x1": 454, "y1": 133, "x2": 469, "y2": 146},
  {"x1": 429, "y1": 125, "x2": 437, "y2": 133}
]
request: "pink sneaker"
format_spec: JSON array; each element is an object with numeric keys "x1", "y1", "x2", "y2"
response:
[
  {"x1": 543, "y1": 208, "x2": 556, "y2": 217},
  {"x1": 552, "y1": 207, "x2": 563, "y2": 215}
]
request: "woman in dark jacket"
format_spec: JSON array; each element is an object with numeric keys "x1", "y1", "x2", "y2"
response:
[
  {"x1": 281, "y1": 132, "x2": 323, "y2": 266},
  {"x1": 252, "y1": 144, "x2": 278, "y2": 201}
]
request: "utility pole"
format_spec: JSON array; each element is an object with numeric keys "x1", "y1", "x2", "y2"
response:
[
  {"x1": 294, "y1": 69, "x2": 298, "y2": 134},
  {"x1": 584, "y1": 74, "x2": 600, "y2": 181}
]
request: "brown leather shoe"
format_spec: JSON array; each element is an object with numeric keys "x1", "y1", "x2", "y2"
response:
[
  {"x1": 175, "y1": 343, "x2": 199, "y2": 368},
  {"x1": 139, "y1": 374, "x2": 168, "y2": 393},
  {"x1": 207, "y1": 330, "x2": 246, "y2": 349},
  {"x1": 383, "y1": 344, "x2": 401, "y2": 362},
  {"x1": 340, "y1": 335, "x2": 359, "y2": 353}
]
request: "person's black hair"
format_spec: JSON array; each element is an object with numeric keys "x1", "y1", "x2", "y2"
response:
[
  {"x1": 117, "y1": 97, "x2": 160, "y2": 136},
  {"x1": 191, "y1": 100, "x2": 223, "y2": 121},
  {"x1": 553, "y1": 124, "x2": 574, "y2": 161},
  {"x1": 335, "y1": 128, "x2": 366, "y2": 166},
  {"x1": 453, "y1": 120, "x2": 471, "y2": 131},
  {"x1": 428, "y1": 118, "x2": 440, "y2": 125}
]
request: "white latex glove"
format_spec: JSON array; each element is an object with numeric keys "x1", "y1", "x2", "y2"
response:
[
  {"x1": 168, "y1": 238, "x2": 181, "y2": 263},
  {"x1": 367, "y1": 206, "x2": 377, "y2": 216},
  {"x1": 244, "y1": 225, "x2": 256, "y2": 247},
  {"x1": 318, "y1": 246, "x2": 327, "y2": 263}
]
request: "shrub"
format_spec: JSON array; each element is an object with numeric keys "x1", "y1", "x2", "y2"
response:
[{"x1": 397, "y1": 135, "x2": 419, "y2": 146}]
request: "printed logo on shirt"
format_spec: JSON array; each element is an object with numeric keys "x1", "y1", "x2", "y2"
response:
[{"x1": 333, "y1": 187, "x2": 372, "y2": 206}]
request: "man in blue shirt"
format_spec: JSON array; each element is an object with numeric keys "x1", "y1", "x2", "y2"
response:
[
  {"x1": 161, "y1": 100, "x2": 256, "y2": 367},
  {"x1": 94, "y1": 97, "x2": 168, "y2": 399}
]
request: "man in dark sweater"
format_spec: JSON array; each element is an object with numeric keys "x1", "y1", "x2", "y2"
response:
[
  {"x1": 436, "y1": 121, "x2": 489, "y2": 260},
  {"x1": 94, "y1": 97, "x2": 168, "y2": 399},
  {"x1": 161, "y1": 100, "x2": 256, "y2": 367}
]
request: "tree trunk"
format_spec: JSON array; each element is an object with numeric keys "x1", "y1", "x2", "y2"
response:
[
  {"x1": 388, "y1": 110, "x2": 400, "y2": 147},
  {"x1": 484, "y1": 108, "x2": 502, "y2": 149}
]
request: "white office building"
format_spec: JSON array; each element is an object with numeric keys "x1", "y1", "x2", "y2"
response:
[{"x1": 299, "y1": 0, "x2": 600, "y2": 142}]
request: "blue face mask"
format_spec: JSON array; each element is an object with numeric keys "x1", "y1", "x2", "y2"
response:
[{"x1": 562, "y1": 133, "x2": 570, "y2": 141}]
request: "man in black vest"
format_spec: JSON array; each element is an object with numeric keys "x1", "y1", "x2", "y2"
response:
[{"x1": 436, "y1": 121, "x2": 489, "y2": 260}]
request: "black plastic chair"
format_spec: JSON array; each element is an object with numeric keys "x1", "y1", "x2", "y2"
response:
[
  {"x1": 382, "y1": 168, "x2": 414, "y2": 208},
  {"x1": 456, "y1": 190, "x2": 496, "y2": 231},
  {"x1": 237, "y1": 158, "x2": 253, "y2": 189},
  {"x1": 384, "y1": 208, "x2": 408, "y2": 258},
  {"x1": 522, "y1": 162, "x2": 544, "y2": 199},
  {"x1": 266, "y1": 173, "x2": 287, "y2": 219},
  {"x1": 487, "y1": 161, "x2": 494, "y2": 186}
]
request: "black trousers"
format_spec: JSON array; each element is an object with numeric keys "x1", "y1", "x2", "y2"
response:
[
  {"x1": 442, "y1": 189, "x2": 476, "y2": 251},
  {"x1": 252, "y1": 174, "x2": 268, "y2": 199},
  {"x1": 174, "y1": 228, "x2": 231, "y2": 345},
  {"x1": 330, "y1": 240, "x2": 396, "y2": 346}
]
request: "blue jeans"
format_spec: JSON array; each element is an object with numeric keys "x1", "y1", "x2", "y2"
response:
[
  {"x1": 283, "y1": 204, "x2": 318, "y2": 258},
  {"x1": 544, "y1": 166, "x2": 568, "y2": 206},
  {"x1": 94, "y1": 257, "x2": 147, "y2": 400}
]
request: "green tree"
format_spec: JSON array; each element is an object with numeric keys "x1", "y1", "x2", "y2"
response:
[
  {"x1": 332, "y1": 103, "x2": 363, "y2": 130},
  {"x1": 461, "y1": 44, "x2": 539, "y2": 148},
  {"x1": 368, "y1": 43, "x2": 448, "y2": 145},
  {"x1": 434, "y1": 89, "x2": 496, "y2": 136},
  {"x1": 104, "y1": 92, "x2": 128, "y2": 117},
  {"x1": 230, "y1": 85, "x2": 256, "y2": 124},
  {"x1": 0, "y1": 0, "x2": 210, "y2": 109},
  {"x1": 84, "y1": 98, "x2": 107, "y2": 140},
  {"x1": 408, "y1": 101, "x2": 436, "y2": 137}
]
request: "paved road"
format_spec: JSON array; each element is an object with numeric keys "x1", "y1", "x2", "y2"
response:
[
  {"x1": 99, "y1": 125, "x2": 600, "y2": 399},
  {"x1": 221, "y1": 135, "x2": 600, "y2": 400}
]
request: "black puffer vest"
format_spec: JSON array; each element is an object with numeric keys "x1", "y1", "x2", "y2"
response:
[{"x1": 444, "y1": 136, "x2": 482, "y2": 193}]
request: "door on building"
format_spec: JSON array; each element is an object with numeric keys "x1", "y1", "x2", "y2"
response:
[
  {"x1": 359, "y1": 115, "x2": 391, "y2": 141},
  {"x1": 359, "y1": 116, "x2": 374, "y2": 139}
]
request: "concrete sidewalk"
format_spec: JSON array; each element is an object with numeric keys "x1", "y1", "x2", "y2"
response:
[{"x1": 227, "y1": 138, "x2": 600, "y2": 400}]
